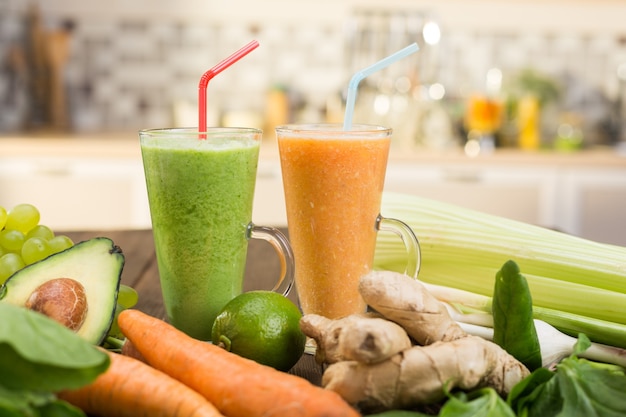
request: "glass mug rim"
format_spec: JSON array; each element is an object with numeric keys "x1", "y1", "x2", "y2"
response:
[
  {"x1": 140, "y1": 127, "x2": 263, "y2": 137},
  {"x1": 276, "y1": 123, "x2": 391, "y2": 138}
]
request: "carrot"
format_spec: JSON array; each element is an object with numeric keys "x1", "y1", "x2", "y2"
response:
[
  {"x1": 58, "y1": 349, "x2": 225, "y2": 417},
  {"x1": 118, "y1": 309, "x2": 362, "y2": 417}
]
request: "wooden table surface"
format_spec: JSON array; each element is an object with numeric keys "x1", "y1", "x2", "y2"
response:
[{"x1": 63, "y1": 228, "x2": 324, "y2": 386}]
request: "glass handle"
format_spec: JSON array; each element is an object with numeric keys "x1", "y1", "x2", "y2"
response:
[
  {"x1": 248, "y1": 223, "x2": 295, "y2": 296},
  {"x1": 376, "y1": 214, "x2": 421, "y2": 278}
]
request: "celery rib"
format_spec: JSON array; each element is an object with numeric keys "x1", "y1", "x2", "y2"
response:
[{"x1": 375, "y1": 192, "x2": 626, "y2": 348}]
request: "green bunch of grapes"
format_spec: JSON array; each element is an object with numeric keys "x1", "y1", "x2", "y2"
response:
[{"x1": 0, "y1": 203, "x2": 74, "y2": 284}]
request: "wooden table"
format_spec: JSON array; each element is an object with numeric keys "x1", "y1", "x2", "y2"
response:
[{"x1": 63, "y1": 228, "x2": 324, "y2": 385}]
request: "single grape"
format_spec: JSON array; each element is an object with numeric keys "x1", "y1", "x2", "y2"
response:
[
  {"x1": 48, "y1": 235, "x2": 74, "y2": 254},
  {"x1": 117, "y1": 284, "x2": 139, "y2": 309},
  {"x1": 6, "y1": 203, "x2": 40, "y2": 234},
  {"x1": 22, "y1": 237, "x2": 53, "y2": 265},
  {"x1": 107, "y1": 304, "x2": 125, "y2": 339},
  {"x1": 26, "y1": 224, "x2": 55, "y2": 241},
  {"x1": 0, "y1": 206, "x2": 7, "y2": 230},
  {"x1": 0, "y1": 229, "x2": 26, "y2": 252},
  {"x1": 0, "y1": 253, "x2": 26, "y2": 284}
]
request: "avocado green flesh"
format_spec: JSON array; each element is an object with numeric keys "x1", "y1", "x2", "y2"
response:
[{"x1": 0, "y1": 237, "x2": 125, "y2": 345}]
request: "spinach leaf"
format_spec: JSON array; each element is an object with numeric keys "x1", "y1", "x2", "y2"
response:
[
  {"x1": 507, "y1": 366, "x2": 555, "y2": 413},
  {"x1": 39, "y1": 399, "x2": 86, "y2": 417},
  {"x1": 439, "y1": 387, "x2": 516, "y2": 417},
  {"x1": 509, "y1": 334, "x2": 626, "y2": 417},
  {"x1": 0, "y1": 302, "x2": 109, "y2": 392},
  {"x1": 546, "y1": 357, "x2": 626, "y2": 416},
  {"x1": 492, "y1": 260, "x2": 542, "y2": 371},
  {"x1": 0, "y1": 385, "x2": 85, "y2": 417},
  {"x1": 0, "y1": 385, "x2": 55, "y2": 417}
]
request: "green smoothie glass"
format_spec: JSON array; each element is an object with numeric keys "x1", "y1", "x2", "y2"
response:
[{"x1": 139, "y1": 127, "x2": 294, "y2": 340}]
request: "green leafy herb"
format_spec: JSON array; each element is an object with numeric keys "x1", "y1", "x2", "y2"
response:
[
  {"x1": 439, "y1": 387, "x2": 516, "y2": 417},
  {"x1": 509, "y1": 334, "x2": 626, "y2": 417},
  {"x1": 492, "y1": 260, "x2": 542, "y2": 371},
  {"x1": 507, "y1": 366, "x2": 556, "y2": 414},
  {"x1": 0, "y1": 302, "x2": 110, "y2": 416},
  {"x1": 0, "y1": 385, "x2": 85, "y2": 417}
]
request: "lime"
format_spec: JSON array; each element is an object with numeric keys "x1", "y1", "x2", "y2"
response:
[{"x1": 211, "y1": 290, "x2": 306, "y2": 371}]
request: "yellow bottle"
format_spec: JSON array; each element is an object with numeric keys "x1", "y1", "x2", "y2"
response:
[
  {"x1": 517, "y1": 95, "x2": 540, "y2": 150},
  {"x1": 264, "y1": 85, "x2": 289, "y2": 138}
]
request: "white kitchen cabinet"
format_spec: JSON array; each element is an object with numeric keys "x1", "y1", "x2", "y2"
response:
[
  {"x1": 253, "y1": 160, "x2": 288, "y2": 227},
  {"x1": 384, "y1": 163, "x2": 559, "y2": 228},
  {"x1": 0, "y1": 157, "x2": 151, "y2": 231},
  {"x1": 383, "y1": 161, "x2": 626, "y2": 246},
  {"x1": 556, "y1": 168, "x2": 626, "y2": 246}
]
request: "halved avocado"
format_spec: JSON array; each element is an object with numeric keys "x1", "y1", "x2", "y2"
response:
[{"x1": 0, "y1": 237, "x2": 124, "y2": 345}]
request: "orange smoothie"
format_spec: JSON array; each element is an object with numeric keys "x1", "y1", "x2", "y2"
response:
[{"x1": 277, "y1": 124, "x2": 391, "y2": 319}]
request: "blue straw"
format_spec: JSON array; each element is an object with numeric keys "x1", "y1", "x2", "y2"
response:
[{"x1": 343, "y1": 43, "x2": 419, "y2": 130}]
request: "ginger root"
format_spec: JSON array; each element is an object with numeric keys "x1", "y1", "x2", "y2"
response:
[
  {"x1": 307, "y1": 270, "x2": 532, "y2": 412},
  {"x1": 359, "y1": 270, "x2": 466, "y2": 345},
  {"x1": 322, "y1": 335, "x2": 530, "y2": 412},
  {"x1": 300, "y1": 313, "x2": 412, "y2": 365}
]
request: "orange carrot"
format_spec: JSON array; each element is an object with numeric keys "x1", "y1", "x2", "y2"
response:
[
  {"x1": 118, "y1": 309, "x2": 362, "y2": 417},
  {"x1": 58, "y1": 349, "x2": 225, "y2": 417}
]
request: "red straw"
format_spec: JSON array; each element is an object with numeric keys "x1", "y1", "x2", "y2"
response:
[{"x1": 198, "y1": 40, "x2": 259, "y2": 134}]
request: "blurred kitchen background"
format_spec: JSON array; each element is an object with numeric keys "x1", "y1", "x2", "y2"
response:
[{"x1": 1, "y1": 0, "x2": 626, "y2": 245}]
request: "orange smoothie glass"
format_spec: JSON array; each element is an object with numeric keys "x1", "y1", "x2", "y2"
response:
[{"x1": 276, "y1": 123, "x2": 420, "y2": 320}]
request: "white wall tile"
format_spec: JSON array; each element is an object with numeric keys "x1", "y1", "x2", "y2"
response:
[{"x1": 1, "y1": 0, "x2": 625, "y2": 141}]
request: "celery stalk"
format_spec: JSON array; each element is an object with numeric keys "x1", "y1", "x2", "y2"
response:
[{"x1": 375, "y1": 192, "x2": 626, "y2": 347}]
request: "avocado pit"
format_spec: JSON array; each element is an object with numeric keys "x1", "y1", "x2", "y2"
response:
[{"x1": 25, "y1": 277, "x2": 88, "y2": 331}]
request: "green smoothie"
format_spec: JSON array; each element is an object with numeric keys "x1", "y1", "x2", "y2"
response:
[{"x1": 140, "y1": 128, "x2": 260, "y2": 340}]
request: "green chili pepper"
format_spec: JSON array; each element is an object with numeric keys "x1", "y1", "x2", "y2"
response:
[{"x1": 492, "y1": 260, "x2": 542, "y2": 371}]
